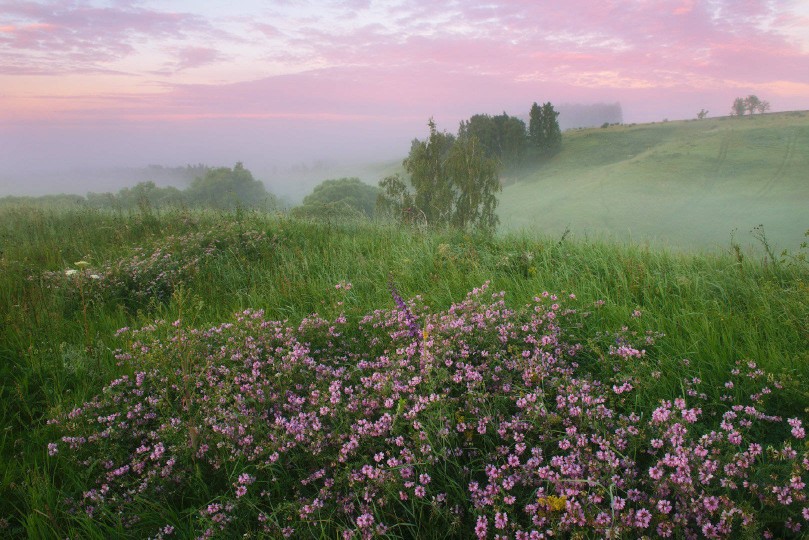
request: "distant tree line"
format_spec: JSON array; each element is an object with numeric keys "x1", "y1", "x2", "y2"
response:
[
  {"x1": 731, "y1": 95, "x2": 770, "y2": 116},
  {"x1": 455, "y1": 102, "x2": 562, "y2": 168},
  {"x1": 91, "y1": 163, "x2": 274, "y2": 211}
]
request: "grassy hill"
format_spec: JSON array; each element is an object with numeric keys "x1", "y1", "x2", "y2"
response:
[{"x1": 499, "y1": 111, "x2": 809, "y2": 251}]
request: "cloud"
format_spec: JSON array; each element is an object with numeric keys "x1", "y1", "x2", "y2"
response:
[
  {"x1": 167, "y1": 46, "x2": 224, "y2": 73},
  {"x1": 0, "y1": 1, "x2": 213, "y2": 74},
  {"x1": 2, "y1": 0, "x2": 808, "y2": 163}
]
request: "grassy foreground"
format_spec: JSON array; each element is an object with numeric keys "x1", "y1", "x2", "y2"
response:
[{"x1": 1, "y1": 206, "x2": 807, "y2": 538}]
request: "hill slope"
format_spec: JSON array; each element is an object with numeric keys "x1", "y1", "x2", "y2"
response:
[{"x1": 499, "y1": 111, "x2": 809, "y2": 251}]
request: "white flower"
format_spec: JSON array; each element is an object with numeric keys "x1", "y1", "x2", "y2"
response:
[
  {"x1": 65, "y1": 269, "x2": 78, "y2": 276},
  {"x1": 90, "y1": 274, "x2": 101, "y2": 280}
]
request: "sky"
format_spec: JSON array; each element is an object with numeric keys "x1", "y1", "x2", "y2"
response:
[{"x1": 2, "y1": 0, "x2": 809, "y2": 194}]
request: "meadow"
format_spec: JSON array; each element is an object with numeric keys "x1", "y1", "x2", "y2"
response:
[
  {"x1": 1, "y1": 205, "x2": 807, "y2": 538},
  {"x1": 498, "y1": 111, "x2": 809, "y2": 251}
]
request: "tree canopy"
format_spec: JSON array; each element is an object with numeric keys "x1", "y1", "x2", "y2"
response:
[
  {"x1": 529, "y1": 102, "x2": 562, "y2": 157},
  {"x1": 458, "y1": 113, "x2": 527, "y2": 166},
  {"x1": 294, "y1": 177, "x2": 379, "y2": 220},
  {"x1": 731, "y1": 95, "x2": 770, "y2": 116},
  {"x1": 378, "y1": 119, "x2": 500, "y2": 232},
  {"x1": 186, "y1": 163, "x2": 274, "y2": 210}
]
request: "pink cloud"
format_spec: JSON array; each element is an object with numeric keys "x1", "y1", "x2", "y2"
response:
[
  {"x1": 0, "y1": 1, "x2": 213, "y2": 73},
  {"x1": 2, "y1": 0, "x2": 809, "y2": 178}
]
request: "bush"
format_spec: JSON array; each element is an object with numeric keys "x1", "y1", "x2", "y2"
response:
[
  {"x1": 296, "y1": 178, "x2": 380, "y2": 219},
  {"x1": 50, "y1": 283, "x2": 808, "y2": 538}
]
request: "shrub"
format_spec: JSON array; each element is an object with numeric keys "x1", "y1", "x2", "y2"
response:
[{"x1": 50, "y1": 284, "x2": 808, "y2": 538}]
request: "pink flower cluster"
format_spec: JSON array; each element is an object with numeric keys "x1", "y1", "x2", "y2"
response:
[{"x1": 51, "y1": 285, "x2": 808, "y2": 538}]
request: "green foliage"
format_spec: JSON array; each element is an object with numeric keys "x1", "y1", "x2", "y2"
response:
[
  {"x1": 379, "y1": 119, "x2": 501, "y2": 232},
  {"x1": 458, "y1": 112, "x2": 527, "y2": 166},
  {"x1": 293, "y1": 177, "x2": 379, "y2": 220},
  {"x1": 87, "y1": 181, "x2": 185, "y2": 211},
  {"x1": 528, "y1": 101, "x2": 562, "y2": 157},
  {"x1": 185, "y1": 162, "x2": 275, "y2": 210},
  {"x1": 376, "y1": 173, "x2": 416, "y2": 223},
  {"x1": 732, "y1": 95, "x2": 770, "y2": 116},
  {"x1": 731, "y1": 97, "x2": 747, "y2": 116},
  {"x1": 445, "y1": 132, "x2": 501, "y2": 231}
]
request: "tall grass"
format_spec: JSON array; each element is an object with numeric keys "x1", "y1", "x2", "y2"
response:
[{"x1": 1, "y1": 205, "x2": 807, "y2": 537}]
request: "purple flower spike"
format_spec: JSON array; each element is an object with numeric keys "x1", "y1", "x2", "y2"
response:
[{"x1": 387, "y1": 277, "x2": 421, "y2": 341}]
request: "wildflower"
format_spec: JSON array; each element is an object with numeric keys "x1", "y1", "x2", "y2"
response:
[
  {"x1": 65, "y1": 269, "x2": 78, "y2": 276},
  {"x1": 387, "y1": 277, "x2": 421, "y2": 340},
  {"x1": 356, "y1": 513, "x2": 374, "y2": 529},
  {"x1": 635, "y1": 508, "x2": 652, "y2": 528},
  {"x1": 788, "y1": 418, "x2": 805, "y2": 439},
  {"x1": 703, "y1": 496, "x2": 720, "y2": 512},
  {"x1": 237, "y1": 473, "x2": 255, "y2": 485},
  {"x1": 538, "y1": 495, "x2": 567, "y2": 512},
  {"x1": 474, "y1": 515, "x2": 488, "y2": 539},
  {"x1": 47, "y1": 442, "x2": 58, "y2": 456}
]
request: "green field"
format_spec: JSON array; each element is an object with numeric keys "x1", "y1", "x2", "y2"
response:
[
  {"x1": 1, "y1": 207, "x2": 807, "y2": 538},
  {"x1": 499, "y1": 111, "x2": 809, "y2": 251}
]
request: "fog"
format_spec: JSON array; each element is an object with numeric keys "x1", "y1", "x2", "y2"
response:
[
  {"x1": 0, "y1": 116, "x2": 421, "y2": 201},
  {"x1": 0, "y1": 103, "x2": 628, "y2": 202}
]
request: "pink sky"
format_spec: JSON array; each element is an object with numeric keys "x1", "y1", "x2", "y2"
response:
[{"x1": 2, "y1": 0, "x2": 809, "y2": 191}]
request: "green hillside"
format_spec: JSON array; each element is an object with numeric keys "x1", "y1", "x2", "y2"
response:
[{"x1": 499, "y1": 111, "x2": 809, "y2": 251}]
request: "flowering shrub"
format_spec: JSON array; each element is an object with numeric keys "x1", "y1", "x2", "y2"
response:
[
  {"x1": 40, "y1": 226, "x2": 271, "y2": 313},
  {"x1": 50, "y1": 283, "x2": 807, "y2": 538}
]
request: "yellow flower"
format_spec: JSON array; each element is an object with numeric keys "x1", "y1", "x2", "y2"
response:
[{"x1": 537, "y1": 495, "x2": 567, "y2": 512}]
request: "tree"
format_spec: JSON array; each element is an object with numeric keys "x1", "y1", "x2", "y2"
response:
[
  {"x1": 540, "y1": 102, "x2": 562, "y2": 155},
  {"x1": 731, "y1": 97, "x2": 747, "y2": 116},
  {"x1": 458, "y1": 112, "x2": 527, "y2": 166},
  {"x1": 376, "y1": 173, "x2": 416, "y2": 223},
  {"x1": 403, "y1": 119, "x2": 457, "y2": 226},
  {"x1": 86, "y1": 182, "x2": 185, "y2": 211},
  {"x1": 697, "y1": 109, "x2": 709, "y2": 120},
  {"x1": 378, "y1": 119, "x2": 501, "y2": 232},
  {"x1": 186, "y1": 163, "x2": 274, "y2": 210},
  {"x1": 446, "y1": 132, "x2": 501, "y2": 231},
  {"x1": 528, "y1": 101, "x2": 562, "y2": 158},
  {"x1": 528, "y1": 102, "x2": 544, "y2": 151},
  {"x1": 294, "y1": 177, "x2": 379, "y2": 219},
  {"x1": 744, "y1": 95, "x2": 761, "y2": 115}
]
